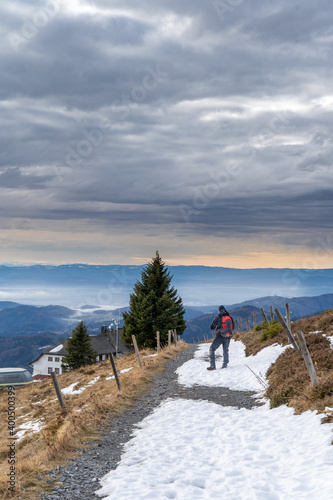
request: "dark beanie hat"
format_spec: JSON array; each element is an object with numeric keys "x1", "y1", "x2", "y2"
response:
[{"x1": 218, "y1": 305, "x2": 226, "y2": 313}]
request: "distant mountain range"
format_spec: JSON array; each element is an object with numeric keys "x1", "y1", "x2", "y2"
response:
[
  {"x1": 0, "y1": 302, "x2": 119, "y2": 338},
  {"x1": 1, "y1": 263, "x2": 333, "y2": 369},
  {"x1": 0, "y1": 332, "x2": 69, "y2": 373},
  {"x1": 1, "y1": 264, "x2": 333, "y2": 307},
  {"x1": 0, "y1": 301, "x2": 220, "y2": 338},
  {"x1": 226, "y1": 294, "x2": 333, "y2": 319},
  {"x1": 182, "y1": 294, "x2": 333, "y2": 343},
  {"x1": 1, "y1": 292, "x2": 333, "y2": 370}
]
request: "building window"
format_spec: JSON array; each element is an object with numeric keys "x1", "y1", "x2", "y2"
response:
[
  {"x1": 48, "y1": 367, "x2": 53, "y2": 374},
  {"x1": 55, "y1": 368, "x2": 60, "y2": 375},
  {"x1": 55, "y1": 357, "x2": 60, "y2": 362},
  {"x1": 48, "y1": 356, "x2": 53, "y2": 361}
]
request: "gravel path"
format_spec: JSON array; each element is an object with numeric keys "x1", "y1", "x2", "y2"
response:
[{"x1": 39, "y1": 345, "x2": 260, "y2": 500}]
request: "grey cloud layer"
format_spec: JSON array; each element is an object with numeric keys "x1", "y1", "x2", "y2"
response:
[{"x1": 1, "y1": 0, "x2": 333, "y2": 253}]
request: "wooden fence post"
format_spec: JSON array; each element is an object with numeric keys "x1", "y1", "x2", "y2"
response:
[
  {"x1": 270, "y1": 306, "x2": 274, "y2": 323},
  {"x1": 246, "y1": 317, "x2": 250, "y2": 331},
  {"x1": 253, "y1": 312, "x2": 256, "y2": 328},
  {"x1": 235, "y1": 319, "x2": 239, "y2": 332},
  {"x1": 51, "y1": 371, "x2": 66, "y2": 412},
  {"x1": 238, "y1": 318, "x2": 243, "y2": 331},
  {"x1": 168, "y1": 330, "x2": 172, "y2": 348},
  {"x1": 131, "y1": 335, "x2": 143, "y2": 369},
  {"x1": 109, "y1": 352, "x2": 121, "y2": 390},
  {"x1": 274, "y1": 308, "x2": 299, "y2": 351},
  {"x1": 285, "y1": 303, "x2": 291, "y2": 331},
  {"x1": 173, "y1": 329, "x2": 178, "y2": 347},
  {"x1": 156, "y1": 331, "x2": 161, "y2": 353},
  {"x1": 260, "y1": 308, "x2": 269, "y2": 324},
  {"x1": 296, "y1": 331, "x2": 319, "y2": 385}
]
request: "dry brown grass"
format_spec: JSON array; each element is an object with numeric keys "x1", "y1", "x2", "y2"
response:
[
  {"x1": 234, "y1": 312, "x2": 333, "y2": 423},
  {"x1": 0, "y1": 341, "x2": 189, "y2": 499},
  {"x1": 265, "y1": 333, "x2": 333, "y2": 416},
  {"x1": 233, "y1": 327, "x2": 289, "y2": 356},
  {"x1": 292, "y1": 309, "x2": 333, "y2": 336}
]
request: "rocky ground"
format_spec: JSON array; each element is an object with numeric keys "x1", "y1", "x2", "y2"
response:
[{"x1": 39, "y1": 345, "x2": 259, "y2": 500}]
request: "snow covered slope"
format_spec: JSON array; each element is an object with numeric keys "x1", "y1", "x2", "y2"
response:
[{"x1": 96, "y1": 341, "x2": 333, "y2": 500}]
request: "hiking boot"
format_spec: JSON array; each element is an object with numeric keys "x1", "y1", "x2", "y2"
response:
[
  {"x1": 221, "y1": 366, "x2": 227, "y2": 369},
  {"x1": 207, "y1": 366, "x2": 216, "y2": 371}
]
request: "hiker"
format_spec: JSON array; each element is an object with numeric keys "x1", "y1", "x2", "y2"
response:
[{"x1": 207, "y1": 305, "x2": 234, "y2": 371}]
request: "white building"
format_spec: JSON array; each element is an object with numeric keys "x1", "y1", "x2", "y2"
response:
[{"x1": 29, "y1": 327, "x2": 128, "y2": 380}]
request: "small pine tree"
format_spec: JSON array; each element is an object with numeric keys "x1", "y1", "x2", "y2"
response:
[
  {"x1": 62, "y1": 321, "x2": 97, "y2": 371},
  {"x1": 122, "y1": 251, "x2": 186, "y2": 348}
]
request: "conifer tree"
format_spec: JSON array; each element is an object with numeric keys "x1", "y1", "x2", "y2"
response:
[
  {"x1": 62, "y1": 321, "x2": 97, "y2": 371},
  {"x1": 122, "y1": 251, "x2": 186, "y2": 348}
]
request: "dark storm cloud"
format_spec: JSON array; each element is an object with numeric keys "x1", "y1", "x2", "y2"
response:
[
  {"x1": 1, "y1": 0, "x2": 333, "y2": 258},
  {"x1": 0, "y1": 166, "x2": 52, "y2": 188},
  {"x1": 245, "y1": 3, "x2": 333, "y2": 43}
]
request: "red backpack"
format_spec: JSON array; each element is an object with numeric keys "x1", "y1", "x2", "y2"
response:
[{"x1": 216, "y1": 315, "x2": 234, "y2": 337}]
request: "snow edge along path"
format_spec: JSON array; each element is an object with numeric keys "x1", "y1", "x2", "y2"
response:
[
  {"x1": 96, "y1": 399, "x2": 333, "y2": 500},
  {"x1": 95, "y1": 340, "x2": 333, "y2": 500},
  {"x1": 176, "y1": 340, "x2": 288, "y2": 393}
]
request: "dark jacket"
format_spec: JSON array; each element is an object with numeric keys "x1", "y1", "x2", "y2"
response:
[{"x1": 210, "y1": 313, "x2": 234, "y2": 337}]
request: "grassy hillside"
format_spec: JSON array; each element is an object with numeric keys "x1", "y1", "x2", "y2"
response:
[
  {"x1": 234, "y1": 310, "x2": 333, "y2": 420},
  {"x1": 0, "y1": 342, "x2": 188, "y2": 499}
]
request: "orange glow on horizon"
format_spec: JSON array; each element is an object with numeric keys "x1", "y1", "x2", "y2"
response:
[
  {"x1": 131, "y1": 251, "x2": 333, "y2": 269},
  {"x1": 3, "y1": 251, "x2": 333, "y2": 270}
]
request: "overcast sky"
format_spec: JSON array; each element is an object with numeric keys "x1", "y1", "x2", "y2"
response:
[{"x1": 1, "y1": 0, "x2": 333, "y2": 268}]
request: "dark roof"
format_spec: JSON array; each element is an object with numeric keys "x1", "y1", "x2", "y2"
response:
[
  {"x1": 103, "y1": 329, "x2": 130, "y2": 354},
  {"x1": 30, "y1": 328, "x2": 130, "y2": 365}
]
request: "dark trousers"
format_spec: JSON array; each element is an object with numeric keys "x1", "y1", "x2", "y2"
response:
[{"x1": 209, "y1": 335, "x2": 230, "y2": 368}]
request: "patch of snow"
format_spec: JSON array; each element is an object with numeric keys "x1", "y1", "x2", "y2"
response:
[
  {"x1": 120, "y1": 367, "x2": 133, "y2": 374},
  {"x1": 96, "y1": 399, "x2": 333, "y2": 500},
  {"x1": 106, "y1": 367, "x2": 133, "y2": 380},
  {"x1": 74, "y1": 405, "x2": 88, "y2": 412},
  {"x1": 49, "y1": 344, "x2": 63, "y2": 353},
  {"x1": 61, "y1": 376, "x2": 100, "y2": 395},
  {"x1": 87, "y1": 376, "x2": 100, "y2": 386},
  {"x1": 176, "y1": 340, "x2": 288, "y2": 393},
  {"x1": 88, "y1": 338, "x2": 333, "y2": 499},
  {"x1": 62, "y1": 382, "x2": 85, "y2": 395},
  {"x1": 17, "y1": 411, "x2": 33, "y2": 420},
  {"x1": 15, "y1": 419, "x2": 45, "y2": 442},
  {"x1": 326, "y1": 335, "x2": 333, "y2": 348}
]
